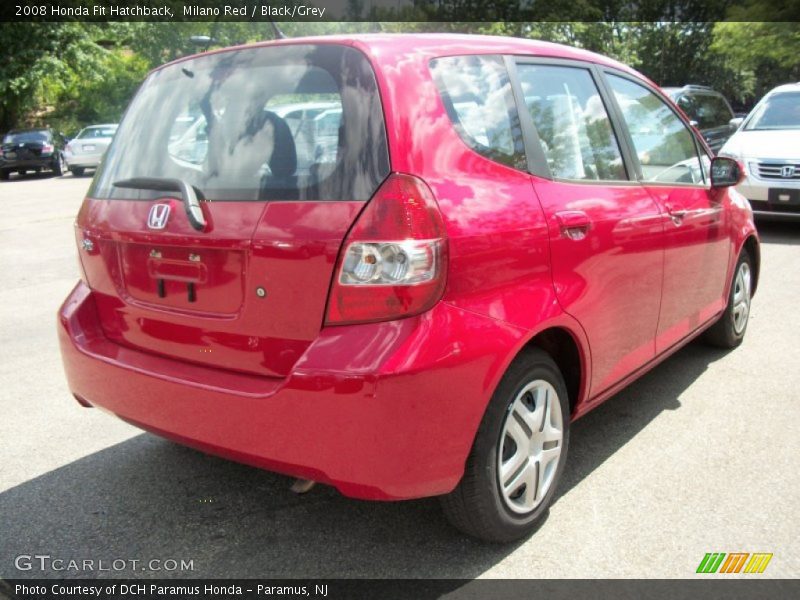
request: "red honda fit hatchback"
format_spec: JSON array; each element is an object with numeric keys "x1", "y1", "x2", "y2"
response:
[{"x1": 58, "y1": 34, "x2": 759, "y2": 542}]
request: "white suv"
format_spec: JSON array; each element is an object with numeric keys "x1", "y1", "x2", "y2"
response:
[{"x1": 720, "y1": 82, "x2": 800, "y2": 220}]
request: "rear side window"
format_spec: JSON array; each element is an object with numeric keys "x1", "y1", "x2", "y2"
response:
[
  {"x1": 516, "y1": 64, "x2": 626, "y2": 181},
  {"x1": 91, "y1": 44, "x2": 389, "y2": 202},
  {"x1": 430, "y1": 55, "x2": 526, "y2": 170}
]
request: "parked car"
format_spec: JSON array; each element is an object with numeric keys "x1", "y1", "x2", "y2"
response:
[
  {"x1": 58, "y1": 35, "x2": 759, "y2": 542},
  {"x1": 65, "y1": 124, "x2": 118, "y2": 176},
  {"x1": 663, "y1": 85, "x2": 737, "y2": 153},
  {"x1": 0, "y1": 128, "x2": 67, "y2": 180},
  {"x1": 719, "y1": 82, "x2": 800, "y2": 220}
]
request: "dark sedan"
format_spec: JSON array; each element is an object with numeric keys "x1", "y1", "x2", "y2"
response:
[{"x1": 0, "y1": 129, "x2": 67, "y2": 180}]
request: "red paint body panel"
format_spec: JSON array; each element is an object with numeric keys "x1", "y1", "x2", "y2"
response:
[
  {"x1": 59, "y1": 34, "x2": 759, "y2": 500},
  {"x1": 59, "y1": 281, "x2": 526, "y2": 500}
]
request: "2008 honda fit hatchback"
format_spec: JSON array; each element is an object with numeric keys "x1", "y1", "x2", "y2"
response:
[{"x1": 58, "y1": 35, "x2": 759, "y2": 542}]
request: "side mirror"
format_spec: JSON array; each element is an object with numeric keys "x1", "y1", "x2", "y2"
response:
[
  {"x1": 689, "y1": 120, "x2": 699, "y2": 128},
  {"x1": 729, "y1": 117, "x2": 744, "y2": 129},
  {"x1": 710, "y1": 156, "x2": 743, "y2": 188}
]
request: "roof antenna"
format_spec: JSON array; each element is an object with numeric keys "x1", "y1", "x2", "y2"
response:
[{"x1": 261, "y1": 1, "x2": 286, "y2": 39}]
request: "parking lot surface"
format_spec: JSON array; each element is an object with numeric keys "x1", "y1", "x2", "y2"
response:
[{"x1": 1, "y1": 173, "x2": 798, "y2": 579}]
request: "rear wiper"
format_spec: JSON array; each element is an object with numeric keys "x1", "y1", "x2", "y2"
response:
[{"x1": 113, "y1": 177, "x2": 207, "y2": 232}]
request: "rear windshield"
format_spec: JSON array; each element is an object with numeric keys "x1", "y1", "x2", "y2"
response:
[
  {"x1": 91, "y1": 44, "x2": 389, "y2": 201},
  {"x1": 76, "y1": 126, "x2": 117, "y2": 139},
  {"x1": 745, "y1": 92, "x2": 800, "y2": 130},
  {"x1": 3, "y1": 131, "x2": 50, "y2": 144},
  {"x1": 694, "y1": 94, "x2": 733, "y2": 129}
]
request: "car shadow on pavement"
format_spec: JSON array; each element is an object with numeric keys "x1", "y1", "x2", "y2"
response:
[
  {"x1": 0, "y1": 172, "x2": 67, "y2": 183},
  {"x1": 0, "y1": 344, "x2": 729, "y2": 580},
  {"x1": 756, "y1": 220, "x2": 800, "y2": 246}
]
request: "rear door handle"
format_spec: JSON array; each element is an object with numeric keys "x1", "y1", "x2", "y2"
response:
[{"x1": 554, "y1": 210, "x2": 591, "y2": 241}]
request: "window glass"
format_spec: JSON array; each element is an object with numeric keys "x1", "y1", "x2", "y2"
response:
[
  {"x1": 91, "y1": 44, "x2": 389, "y2": 202},
  {"x1": 745, "y1": 92, "x2": 800, "y2": 130},
  {"x1": 608, "y1": 75, "x2": 704, "y2": 185},
  {"x1": 677, "y1": 95, "x2": 698, "y2": 122},
  {"x1": 3, "y1": 131, "x2": 50, "y2": 144},
  {"x1": 516, "y1": 64, "x2": 626, "y2": 181},
  {"x1": 430, "y1": 55, "x2": 526, "y2": 170},
  {"x1": 77, "y1": 126, "x2": 117, "y2": 139},
  {"x1": 694, "y1": 94, "x2": 733, "y2": 129}
]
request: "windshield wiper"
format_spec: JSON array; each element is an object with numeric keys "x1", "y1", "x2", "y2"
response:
[{"x1": 113, "y1": 177, "x2": 207, "y2": 232}]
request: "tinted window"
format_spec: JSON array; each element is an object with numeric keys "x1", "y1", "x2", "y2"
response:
[
  {"x1": 517, "y1": 64, "x2": 626, "y2": 181},
  {"x1": 430, "y1": 55, "x2": 526, "y2": 170},
  {"x1": 694, "y1": 94, "x2": 733, "y2": 129},
  {"x1": 676, "y1": 95, "x2": 698, "y2": 121},
  {"x1": 91, "y1": 45, "x2": 389, "y2": 202},
  {"x1": 745, "y1": 92, "x2": 800, "y2": 130},
  {"x1": 608, "y1": 75, "x2": 704, "y2": 185},
  {"x1": 3, "y1": 131, "x2": 50, "y2": 144}
]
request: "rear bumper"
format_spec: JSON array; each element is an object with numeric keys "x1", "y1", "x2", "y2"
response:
[
  {"x1": 58, "y1": 281, "x2": 524, "y2": 500},
  {"x1": 0, "y1": 157, "x2": 54, "y2": 170},
  {"x1": 65, "y1": 154, "x2": 102, "y2": 168}
]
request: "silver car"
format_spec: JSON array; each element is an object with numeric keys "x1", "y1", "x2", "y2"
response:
[{"x1": 65, "y1": 124, "x2": 118, "y2": 176}]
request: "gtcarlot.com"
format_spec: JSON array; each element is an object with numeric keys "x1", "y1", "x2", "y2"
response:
[{"x1": 13, "y1": 554, "x2": 194, "y2": 573}]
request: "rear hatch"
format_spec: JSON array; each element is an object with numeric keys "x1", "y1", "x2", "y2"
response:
[{"x1": 77, "y1": 43, "x2": 389, "y2": 378}]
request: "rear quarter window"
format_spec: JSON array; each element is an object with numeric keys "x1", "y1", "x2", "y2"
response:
[
  {"x1": 430, "y1": 55, "x2": 526, "y2": 170},
  {"x1": 91, "y1": 44, "x2": 389, "y2": 202}
]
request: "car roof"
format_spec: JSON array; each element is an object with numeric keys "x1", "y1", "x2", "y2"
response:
[
  {"x1": 767, "y1": 82, "x2": 800, "y2": 95},
  {"x1": 158, "y1": 33, "x2": 648, "y2": 85}
]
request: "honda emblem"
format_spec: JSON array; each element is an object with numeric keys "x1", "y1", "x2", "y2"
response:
[
  {"x1": 781, "y1": 165, "x2": 796, "y2": 178},
  {"x1": 148, "y1": 204, "x2": 171, "y2": 230}
]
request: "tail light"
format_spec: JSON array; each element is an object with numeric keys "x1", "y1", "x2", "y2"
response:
[
  {"x1": 325, "y1": 173, "x2": 448, "y2": 326},
  {"x1": 41, "y1": 143, "x2": 54, "y2": 154}
]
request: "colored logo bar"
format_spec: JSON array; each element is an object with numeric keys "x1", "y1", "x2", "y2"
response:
[{"x1": 696, "y1": 552, "x2": 773, "y2": 574}]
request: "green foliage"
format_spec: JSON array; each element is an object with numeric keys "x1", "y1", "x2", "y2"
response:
[{"x1": 1, "y1": 18, "x2": 796, "y2": 133}]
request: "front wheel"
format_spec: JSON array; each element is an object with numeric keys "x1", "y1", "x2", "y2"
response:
[
  {"x1": 440, "y1": 348, "x2": 570, "y2": 543},
  {"x1": 0, "y1": 169, "x2": 9, "y2": 181},
  {"x1": 704, "y1": 249, "x2": 753, "y2": 348}
]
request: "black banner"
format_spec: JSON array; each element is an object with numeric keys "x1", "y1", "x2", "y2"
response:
[
  {"x1": 1, "y1": 0, "x2": 799, "y2": 22},
  {"x1": 3, "y1": 579, "x2": 800, "y2": 600}
]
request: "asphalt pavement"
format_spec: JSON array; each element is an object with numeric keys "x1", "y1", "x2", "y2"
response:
[{"x1": 1, "y1": 172, "x2": 798, "y2": 579}]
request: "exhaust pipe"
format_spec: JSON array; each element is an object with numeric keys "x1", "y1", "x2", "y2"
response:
[{"x1": 290, "y1": 478, "x2": 316, "y2": 494}]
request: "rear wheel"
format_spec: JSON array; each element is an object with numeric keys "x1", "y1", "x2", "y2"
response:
[
  {"x1": 0, "y1": 169, "x2": 9, "y2": 181},
  {"x1": 52, "y1": 154, "x2": 65, "y2": 176},
  {"x1": 70, "y1": 167, "x2": 85, "y2": 177},
  {"x1": 440, "y1": 348, "x2": 570, "y2": 543},
  {"x1": 704, "y1": 249, "x2": 753, "y2": 348}
]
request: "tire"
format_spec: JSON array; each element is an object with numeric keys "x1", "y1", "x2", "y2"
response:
[
  {"x1": 0, "y1": 169, "x2": 9, "y2": 181},
  {"x1": 70, "y1": 167, "x2": 85, "y2": 177},
  {"x1": 440, "y1": 347, "x2": 570, "y2": 543},
  {"x1": 52, "y1": 153, "x2": 64, "y2": 176},
  {"x1": 704, "y1": 249, "x2": 753, "y2": 349}
]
